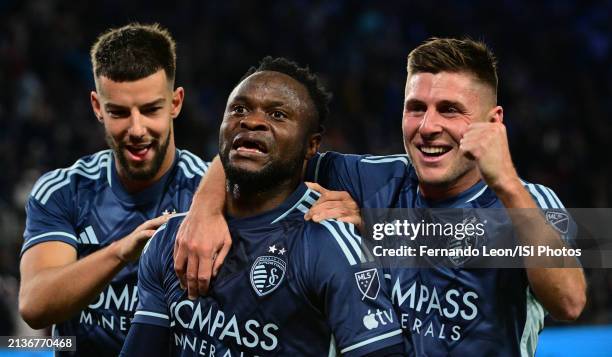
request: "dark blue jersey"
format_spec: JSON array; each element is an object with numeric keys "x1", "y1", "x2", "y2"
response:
[
  {"x1": 306, "y1": 152, "x2": 571, "y2": 357},
  {"x1": 132, "y1": 183, "x2": 404, "y2": 356},
  {"x1": 22, "y1": 149, "x2": 209, "y2": 356}
]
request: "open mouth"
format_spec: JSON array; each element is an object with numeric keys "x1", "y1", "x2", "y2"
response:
[
  {"x1": 232, "y1": 136, "x2": 269, "y2": 155},
  {"x1": 125, "y1": 143, "x2": 153, "y2": 160},
  {"x1": 417, "y1": 145, "x2": 452, "y2": 158}
]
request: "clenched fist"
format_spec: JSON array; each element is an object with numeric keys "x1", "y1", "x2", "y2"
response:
[{"x1": 459, "y1": 121, "x2": 520, "y2": 192}]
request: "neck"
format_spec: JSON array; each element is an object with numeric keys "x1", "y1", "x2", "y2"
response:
[
  {"x1": 115, "y1": 147, "x2": 176, "y2": 193},
  {"x1": 418, "y1": 170, "x2": 481, "y2": 202},
  {"x1": 226, "y1": 176, "x2": 301, "y2": 219}
]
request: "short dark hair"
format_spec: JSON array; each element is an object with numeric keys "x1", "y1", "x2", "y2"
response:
[
  {"x1": 241, "y1": 56, "x2": 332, "y2": 133},
  {"x1": 91, "y1": 23, "x2": 176, "y2": 85},
  {"x1": 408, "y1": 37, "x2": 498, "y2": 98}
]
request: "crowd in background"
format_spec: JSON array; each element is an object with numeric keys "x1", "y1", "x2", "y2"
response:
[{"x1": 1, "y1": 0, "x2": 611, "y2": 333}]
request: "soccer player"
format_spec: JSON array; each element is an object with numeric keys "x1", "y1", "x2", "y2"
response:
[
  {"x1": 121, "y1": 57, "x2": 405, "y2": 356},
  {"x1": 174, "y1": 39, "x2": 586, "y2": 356},
  {"x1": 306, "y1": 38, "x2": 586, "y2": 356},
  {"x1": 19, "y1": 23, "x2": 208, "y2": 356}
]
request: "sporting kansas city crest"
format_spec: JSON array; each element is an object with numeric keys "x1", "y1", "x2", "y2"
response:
[
  {"x1": 355, "y1": 268, "x2": 380, "y2": 300},
  {"x1": 545, "y1": 210, "x2": 569, "y2": 234},
  {"x1": 447, "y1": 215, "x2": 485, "y2": 267},
  {"x1": 250, "y1": 256, "x2": 287, "y2": 297}
]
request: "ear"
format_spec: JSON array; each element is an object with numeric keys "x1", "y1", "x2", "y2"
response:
[
  {"x1": 171, "y1": 87, "x2": 185, "y2": 120},
  {"x1": 489, "y1": 105, "x2": 503, "y2": 123},
  {"x1": 90, "y1": 91, "x2": 103, "y2": 123},
  {"x1": 305, "y1": 132, "x2": 322, "y2": 159}
]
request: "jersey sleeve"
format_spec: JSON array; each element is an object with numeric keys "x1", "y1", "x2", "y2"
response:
[
  {"x1": 131, "y1": 224, "x2": 172, "y2": 328},
  {"x1": 120, "y1": 323, "x2": 171, "y2": 356},
  {"x1": 522, "y1": 182, "x2": 577, "y2": 247},
  {"x1": 305, "y1": 151, "x2": 412, "y2": 208},
  {"x1": 177, "y1": 150, "x2": 210, "y2": 188},
  {"x1": 302, "y1": 221, "x2": 404, "y2": 356},
  {"x1": 22, "y1": 173, "x2": 78, "y2": 255}
]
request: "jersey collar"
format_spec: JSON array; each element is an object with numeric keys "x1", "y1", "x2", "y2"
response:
[
  {"x1": 227, "y1": 183, "x2": 320, "y2": 228},
  {"x1": 415, "y1": 180, "x2": 488, "y2": 208}
]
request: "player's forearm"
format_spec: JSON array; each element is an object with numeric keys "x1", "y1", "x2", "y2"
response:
[
  {"x1": 190, "y1": 156, "x2": 226, "y2": 216},
  {"x1": 520, "y1": 210, "x2": 586, "y2": 321},
  {"x1": 19, "y1": 242, "x2": 126, "y2": 329},
  {"x1": 527, "y1": 267, "x2": 586, "y2": 321},
  {"x1": 494, "y1": 181, "x2": 586, "y2": 320}
]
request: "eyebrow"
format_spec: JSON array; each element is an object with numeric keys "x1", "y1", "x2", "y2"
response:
[
  {"x1": 232, "y1": 95, "x2": 288, "y2": 107},
  {"x1": 404, "y1": 98, "x2": 426, "y2": 108},
  {"x1": 104, "y1": 98, "x2": 166, "y2": 110},
  {"x1": 436, "y1": 100, "x2": 467, "y2": 111},
  {"x1": 404, "y1": 98, "x2": 466, "y2": 110}
]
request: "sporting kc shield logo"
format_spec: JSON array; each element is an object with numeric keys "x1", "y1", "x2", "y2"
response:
[
  {"x1": 250, "y1": 256, "x2": 286, "y2": 297},
  {"x1": 447, "y1": 215, "x2": 485, "y2": 267},
  {"x1": 355, "y1": 268, "x2": 380, "y2": 300}
]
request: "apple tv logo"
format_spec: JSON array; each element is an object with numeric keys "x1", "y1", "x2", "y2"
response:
[
  {"x1": 363, "y1": 310, "x2": 380, "y2": 330},
  {"x1": 362, "y1": 308, "x2": 395, "y2": 330}
]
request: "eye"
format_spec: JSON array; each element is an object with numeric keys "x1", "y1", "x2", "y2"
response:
[
  {"x1": 107, "y1": 110, "x2": 129, "y2": 118},
  {"x1": 446, "y1": 106, "x2": 459, "y2": 113},
  {"x1": 404, "y1": 102, "x2": 426, "y2": 116},
  {"x1": 439, "y1": 104, "x2": 462, "y2": 117},
  {"x1": 231, "y1": 105, "x2": 247, "y2": 115},
  {"x1": 142, "y1": 107, "x2": 162, "y2": 115},
  {"x1": 270, "y1": 110, "x2": 287, "y2": 120}
]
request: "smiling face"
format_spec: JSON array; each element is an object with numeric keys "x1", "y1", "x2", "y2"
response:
[
  {"x1": 402, "y1": 71, "x2": 500, "y2": 197},
  {"x1": 219, "y1": 70, "x2": 320, "y2": 193},
  {"x1": 91, "y1": 69, "x2": 184, "y2": 189}
]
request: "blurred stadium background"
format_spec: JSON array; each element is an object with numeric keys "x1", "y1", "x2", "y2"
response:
[{"x1": 0, "y1": 0, "x2": 610, "y2": 355}]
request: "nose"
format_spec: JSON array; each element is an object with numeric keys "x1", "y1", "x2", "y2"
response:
[
  {"x1": 127, "y1": 110, "x2": 147, "y2": 138},
  {"x1": 240, "y1": 111, "x2": 269, "y2": 131},
  {"x1": 418, "y1": 109, "x2": 443, "y2": 139}
]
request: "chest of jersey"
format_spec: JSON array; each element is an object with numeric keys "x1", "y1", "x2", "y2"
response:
[
  {"x1": 73, "y1": 183, "x2": 182, "y2": 255},
  {"x1": 162, "y1": 225, "x2": 330, "y2": 356}
]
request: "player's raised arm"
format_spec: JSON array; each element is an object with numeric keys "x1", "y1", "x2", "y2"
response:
[
  {"x1": 490, "y1": 178, "x2": 586, "y2": 321},
  {"x1": 460, "y1": 117, "x2": 586, "y2": 321},
  {"x1": 174, "y1": 156, "x2": 231, "y2": 298},
  {"x1": 19, "y1": 214, "x2": 170, "y2": 329}
]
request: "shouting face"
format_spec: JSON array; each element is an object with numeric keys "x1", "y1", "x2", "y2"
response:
[{"x1": 219, "y1": 71, "x2": 320, "y2": 193}]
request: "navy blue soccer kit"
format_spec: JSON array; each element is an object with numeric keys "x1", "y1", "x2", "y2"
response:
[
  {"x1": 306, "y1": 152, "x2": 573, "y2": 357},
  {"x1": 22, "y1": 149, "x2": 208, "y2": 356},
  {"x1": 127, "y1": 183, "x2": 404, "y2": 356}
]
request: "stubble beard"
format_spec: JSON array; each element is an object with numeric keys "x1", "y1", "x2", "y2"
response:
[
  {"x1": 106, "y1": 131, "x2": 171, "y2": 181},
  {"x1": 220, "y1": 146, "x2": 305, "y2": 198}
]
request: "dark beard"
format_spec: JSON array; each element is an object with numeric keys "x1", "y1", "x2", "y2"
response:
[
  {"x1": 220, "y1": 149, "x2": 305, "y2": 197},
  {"x1": 106, "y1": 131, "x2": 170, "y2": 181}
]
